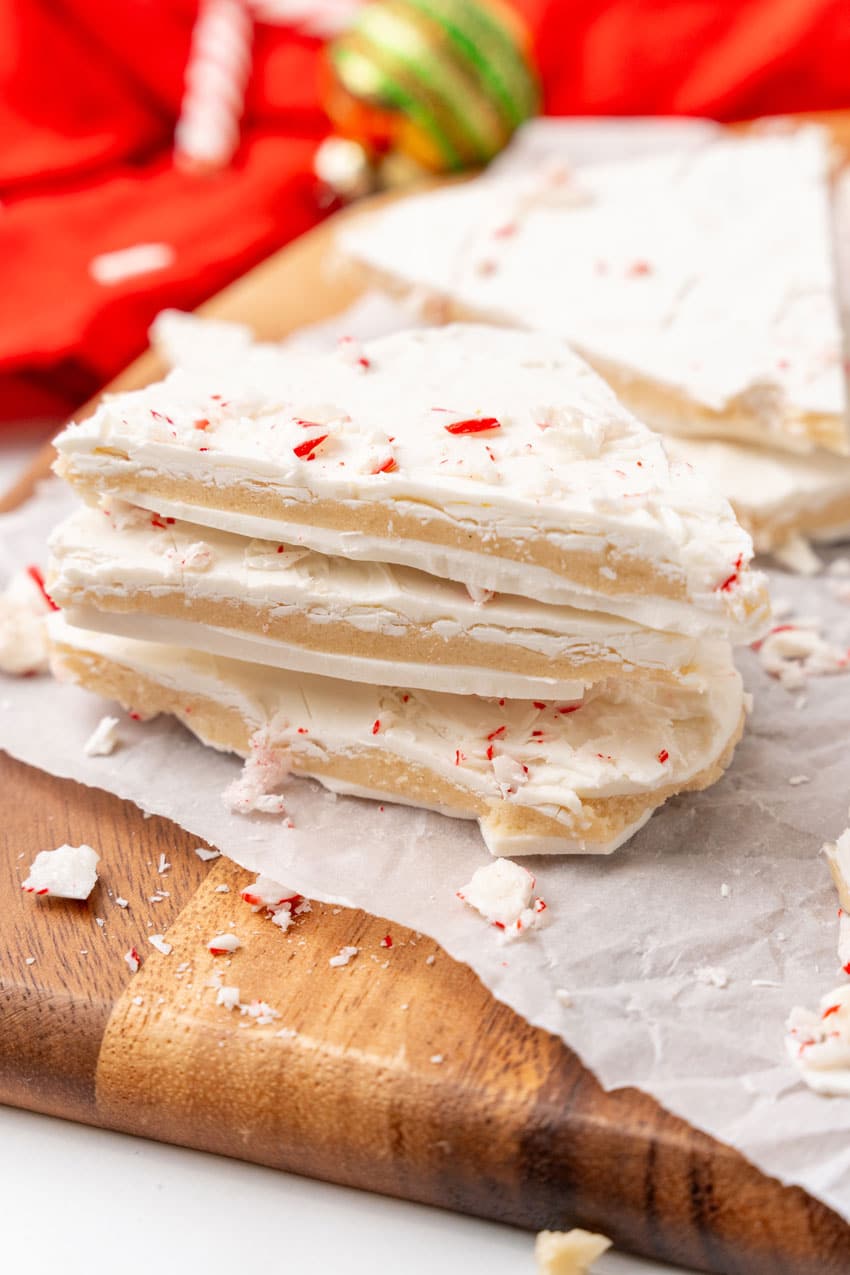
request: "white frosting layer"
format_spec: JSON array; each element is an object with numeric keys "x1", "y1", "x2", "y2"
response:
[
  {"x1": 342, "y1": 129, "x2": 846, "y2": 450},
  {"x1": 54, "y1": 324, "x2": 766, "y2": 641},
  {"x1": 666, "y1": 436, "x2": 850, "y2": 549},
  {"x1": 48, "y1": 614, "x2": 744, "y2": 856},
  {"x1": 49, "y1": 505, "x2": 722, "y2": 694}
]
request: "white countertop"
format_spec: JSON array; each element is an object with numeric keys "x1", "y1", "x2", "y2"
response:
[{"x1": 0, "y1": 433, "x2": 685, "y2": 1275}]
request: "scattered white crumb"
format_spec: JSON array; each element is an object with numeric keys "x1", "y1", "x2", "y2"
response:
[
  {"x1": 24, "y1": 957, "x2": 36, "y2": 966},
  {"x1": 425, "y1": 954, "x2": 436, "y2": 966},
  {"x1": 694, "y1": 966, "x2": 729, "y2": 989},
  {"x1": 555, "y1": 988, "x2": 573, "y2": 1007},
  {"x1": 0, "y1": 568, "x2": 52, "y2": 675},
  {"x1": 759, "y1": 622, "x2": 849, "y2": 691},
  {"x1": 83, "y1": 715, "x2": 121, "y2": 757},
  {"x1": 329, "y1": 945, "x2": 359, "y2": 968},
  {"x1": 456, "y1": 858, "x2": 546, "y2": 940},
  {"x1": 157, "y1": 853, "x2": 170, "y2": 874},
  {"x1": 115, "y1": 896, "x2": 129, "y2": 908},
  {"x1": 148, "y1": 934, "x2": 172, "y2": 956},
  {"x1": 95, "y1": 916, "x2": 105, "y2": 928},
  {"x1": 207, "y1": 933, "x2": 242, "y2": 955},
  {"x1": 21, "y1": 843, "x2": 99, "y2": 900},
  {"x1": 194, "y1": 846, "x2": 221, "y2": 862},
  {"x1": 132, "y1": 995, "x2": 144, "y2": 1006},
  {"x1": 89, "y1": 242, "x2": 174, "y2": 286},
  {"x1": 788, "y1": 775, "x2": 810, "y2": 786},
  {"x1": 241, "y1": 999, "x2": 280, "y2": 1025},
  {"x1": 534, "y1": 1227, "x2": 612, "y2": 1274},
  {"x1": 216, "y1": 985, "x2": 241, "y2": 1010},
  {"x1": 124, "y1": 948, "x2": 140, "y2": 973},
  {"x1": 276, "y1": 1026, "x2": 298, "y2": 1040},
  {"x1": 214, "y1": 884, "x2": 230, "y2": 893},
  {"x1": 429, "y1": 1054, "x2": 444, "y2": 1065},
  {"x1": 720, "y1": 882, "x2": 731, "y2": 898}
]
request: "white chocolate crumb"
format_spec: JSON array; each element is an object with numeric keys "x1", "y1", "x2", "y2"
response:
[
  {"x1": 115, "y1": 896, "x2": 129, "y2": 908},
  {"x1": 216, "y1": 985, "x2": 241, "y2": 1010},
  {"x1": 0, "y1": 568, "x2": 52, "y2": 675},
  {"x1": 534, "y1": 1227, "x2": 612, "y2": 1274},
  {"x1": 132, "y1": 995, "x2": 144, "y2": 1006},
  {"x1": 194, "y1": 846, "x2": 221, "y2": 862},
  {"x1": 329, "y1": 945, "x2": 359, "y2": 968},
  {"x1": 555, "y1": 989, "x2": 573, "y2": 1007},
  {"x1": 83, "y1": 715, "x2": 121, "y2": 757},
  {"x1": 21, "y1": 843, "x2": 99, "y2": 900},
  {"x1": 149, "y1": 934, "x2": 172, "y2": 956},
  {"x1": 456, "y1": 858, "x2": 545, "y2": 940},
  {"x1": 25, "y1": 957, "x2": 36, "y2": 966},
  {"x1": 720, "y1": 883, "x2": 731, "y2": 898},
  {"x1": 157, "y1": 853, "x2": 170, "y2": 874},
  {"x1": 214, "y1": 884, "x2": 230, "y2": 893},
  {"x1": 694, "y1": 966, "x2": 729, "y2": 988},
  {"x1": 788, "y1": 775, "x2": 810, "y2": 786},
  {"x1": 429, "y1": 1054, "x2": 444, "y2": 1065},
  {"x1": 425, "y1": 954, "x2": 436, "y2": 966}
]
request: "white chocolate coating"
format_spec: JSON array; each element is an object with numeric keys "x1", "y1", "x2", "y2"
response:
[
  {"x1": 666, "y1": 436, "x2": 850, "y2": 550},
  {"x1": 48, "y1": 614, "x2": 744, "y2": 856},
  {"x1": 48, "y1": 505, "x2": 723, "y2": 696},
  {"x1": 342, "y1": 129, "x2": 846, "y2": 452},
  {"x1": 786, "y1": 984, "x2": 850, "y2": 1097},
  {"x1": 53, "y1": 324, "x2": 767, "y2": 641}
]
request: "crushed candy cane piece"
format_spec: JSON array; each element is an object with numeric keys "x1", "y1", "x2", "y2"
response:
[
  {"x1": 0, "y1": 568, "x2": 53, "y2": 675},
  {"x1": 149, "y1": 934, "x2": 172, "y2": 956},
  {"x1": 207, "y1": 933, "x2": 242, "y2": 955},
  {"x1": 223, "y1": 728, "x2": 290, "y2": 815},
  {"x1": 534, "y1": 1227, "x2": 612, "y2": 1274},
  {"x1": 194, "y1": 846, "x2": 221, "y2": 861},
  {"x1": 241, "y1": 874, "x2": 300, "y2": 910},
  {"x1": 329, "y1": 945, "x2": 359, "y2": 968},
  {"x1": 786, "y1": 984, "x2": 850, "y2": 1094},
  {"x1": 216, "y1": 985, "x2": 241, "y2": 1010},
  {"x1": 124, "y1": 947, "x2": 141, "y2": 974},
  {"x1": 21, "y1": 843, "x2": 99, "y2": 900},
  {"x1": 83, "y1": 715, "x2": 121, "y2": 757},
  {"x1": 456, "y1": 858, "x2": 545, "y2": 940}
]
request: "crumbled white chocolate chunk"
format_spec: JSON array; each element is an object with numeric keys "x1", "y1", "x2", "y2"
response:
[
  {"x1": 694, "y1": 966, "x2": 729, "y2": 988},
  {"x1": 329, "y1": 945, "x2": 359, "y2": 968},
  {"x1": 21, "y1": 843, "x2": 99, "y2": 900},
  {"x1": 457, "y1": 858, "x2": 546, "y2": 940},
  {"x1": 758, "y1": 622, "x2": 849, "y2": 690},
  {"x1": 534, "y1": 1227, "x2": 612, "y2": 1274},
  {"x1": 83, "y1": 715, "x2": 121, "y2": 757},
  {"x1": 786, "y1": 984, "x2": 850, "y2": 1094},
  {"x1": 194, "y1": 846, "x2": 221, "y2": 862},
  {"x1": 148, "y1": 934, "x2": 172, "y2": 956},
  {"x1": 720, "y1": 882, "x2": 731, "y2": 898},
  {"x1": 788, "y1": 774, "x2": 810, "y2": 786},
  {"x1": 216, "y1": 985, "x2": 241, "y2": 1010},
  {"x1": 0, "y1": 569, "x2": 53, "y2": 675}
]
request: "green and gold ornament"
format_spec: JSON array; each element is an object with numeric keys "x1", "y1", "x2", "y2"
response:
[{"x1": 315, "y1": 0, "x2": 541, "y2": 200}]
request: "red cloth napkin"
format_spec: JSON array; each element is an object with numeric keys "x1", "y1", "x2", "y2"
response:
[{"x1": 3, "y1": 0, "x2": 849, "y2": 425}]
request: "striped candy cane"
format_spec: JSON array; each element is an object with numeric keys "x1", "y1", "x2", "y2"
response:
[{"x1": 175, "y1": 0, "x2": 254, "y2": 172}]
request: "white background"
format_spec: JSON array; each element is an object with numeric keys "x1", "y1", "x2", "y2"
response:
[{"x1": 0, "y1": 438, "x2": 684, "y2": 1275}]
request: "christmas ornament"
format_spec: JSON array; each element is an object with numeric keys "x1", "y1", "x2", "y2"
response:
[{"x1": 318, "y1": 0, "x2": 540, "y2": 195}]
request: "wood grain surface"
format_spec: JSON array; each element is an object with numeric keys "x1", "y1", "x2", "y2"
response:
[{"x1": 3, "y1": 112, "x2": 850, "y2": 1274}]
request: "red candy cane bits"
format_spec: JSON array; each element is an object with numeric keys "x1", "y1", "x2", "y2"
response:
[
  {"x1": 293, "y1": 435, "x2": 328, "y2": 460},
  {"x1": 444, "y1": 417, "x2": 501, "y2": 435}
]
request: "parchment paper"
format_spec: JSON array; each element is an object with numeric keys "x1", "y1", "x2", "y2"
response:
[{"x1": 3, "y1": 119, "x2": 850, "y2": 1223}]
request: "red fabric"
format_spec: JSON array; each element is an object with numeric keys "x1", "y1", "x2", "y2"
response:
[{"x1": 3, "y1": 0, "x2": 850, "y2": 425}]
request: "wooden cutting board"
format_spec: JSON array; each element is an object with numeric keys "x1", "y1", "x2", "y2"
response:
[{"x1": 3, "y1": 115, "x2": 850, "y2": 1274}]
